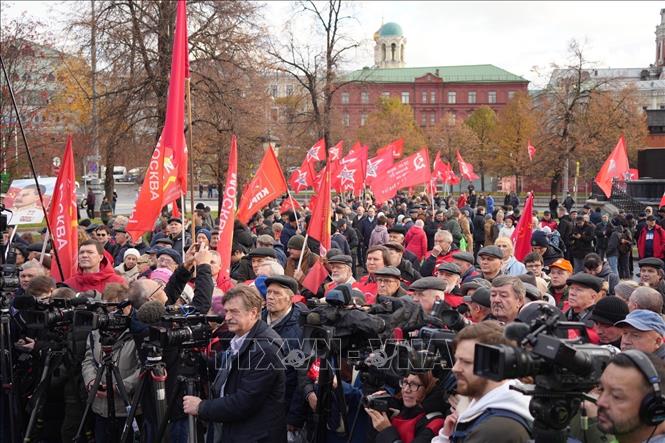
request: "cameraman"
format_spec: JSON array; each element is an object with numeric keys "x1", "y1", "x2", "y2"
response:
[
  {"x1": 433, "y1": 321, "x2": 532, "y2": 443},
  {"x1": 127, "y1": 243, "x2": 213, "y2": 442},
  {"x1": 597, "y1": 351, "x2": 665, "y2": 442},
  {"x1": 81, "y1": 291, "x2": 139, "y2": 443},
  {"x1": 365, "y1": 371, "x2": 445, "y2": 443}
]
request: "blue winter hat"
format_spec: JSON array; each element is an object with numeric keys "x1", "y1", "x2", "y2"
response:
[
  {"x1": 196, "y1": 228, "x2": 211, "y2": 241},
  {"x1": 615, "y1": 309, "x2": 665, "y2": 336}
]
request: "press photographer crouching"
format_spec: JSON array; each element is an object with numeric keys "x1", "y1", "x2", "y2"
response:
[
  {"x1": 364, "y1": 371, "x2": 445, "y2": 443},
  {"x1": 127, "y1": 242, "x2": 213, "y2": 443}
]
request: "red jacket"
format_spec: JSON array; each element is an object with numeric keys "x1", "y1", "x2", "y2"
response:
[
  {"x1": 353, "y1": 275, "x2": 378, "y2": 305},
  {"x1": 638, "y1": 224, "x2": 665, "y2": 259},
  {"x1": 540, "y1": 219, "x2": 558, "y2": 231},
  {"x1": 404, "y1": 226, "x2": 428, "y2": 261},
  {"x1": 64, "y1": 250, "x2": 127, "y2": 292}
]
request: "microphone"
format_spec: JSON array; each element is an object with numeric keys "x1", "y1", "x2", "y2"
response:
[
  {"x1": 306, "y1": 312, "x2": 321, "y2": 326},
  {"x1": 137, "y1": 300, "x2": 166, "y2": 324}
]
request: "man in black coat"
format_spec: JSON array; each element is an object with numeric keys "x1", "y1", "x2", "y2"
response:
[
  {"x1": 472, "y1": 206, "x2": 486, "y2": 257},
  {"x1": 183, "y1": 285, "x2": 286, "y2": 443},
  {"x1": 569, "y1": 216, "x2": 596, "y2": 273}
]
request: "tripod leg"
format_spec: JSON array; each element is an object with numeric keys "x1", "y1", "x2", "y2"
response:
[
  {"x1": 155, "y1": 377, "x2": 182, "y2": 443},
  {"x1": 73, "y1": 361, "x2": 106, "y2": 442},
  {"x1": 105, "y1": 361, "x2": 117, "y2": 442},
  {"x1": 185, "y1": 379, "x2": 197, "y2": 443},
  {"x1": 23, "y1": 352, "x2": 61, "y2": 443},
  {"x1": 120, "y1": 372, "x2": 147, "y2": 443},
  {"x1": 110, "y1": 364, "x2": 133, "y2": 441},
  {"x1": 0, "y1": 317, "x2": 18, "y2": 443}
]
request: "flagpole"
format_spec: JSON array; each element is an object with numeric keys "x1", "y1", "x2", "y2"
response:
[
  {"x1": 287, "y1": 190, "x2": 300, "y2": 228},
  {"x1": 186, "y1": 77, "x2": 196, "y2": 244},
  {"x1": 296, "y1": 233, "x2": 309, "y2": 271}
]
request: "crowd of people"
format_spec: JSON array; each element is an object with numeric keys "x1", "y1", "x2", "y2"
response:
[{"x1": 2, "y1": 186, "x2": 665, "y2": 443}]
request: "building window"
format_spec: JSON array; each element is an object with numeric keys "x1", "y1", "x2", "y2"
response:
[
  {"x1": 421, "y1": 113, "x2": 427, "y2": 127},
  {"x1": 382, "y1": 91, "x2": 390, "y2": 98},
  {"x1": 360, "y1": 113, "x2": 368, "y2": 127},
  {"x1": 507, "y1": 91, "x2": 515, "y2": 100},
  {"x1": 430, "y1": 113, "x2": 436, "y2": 126},
  {"x1": 431, "y1": 91, "x2": 436, "y2": 103},
  {"x1": 448, "y1": 91, "x2": 456, "y2": 104},
  {"x1": 341, "y1": 92, "x2": 350, "y2": 104},
  {"x1": 488, "y1": 91, "x2": 497, "y2": 104},
  {"x1": 401, "y1": 92, "x2": 410, "y2": 104},
  {"x1": 421, "y1": 91, "x2": 428, "y2": 104},
  {"x1": 468, "y1": 91, "x2": 476, "y2": 104},
  {"x1": 361, "y1": 91, "x2": 369, "y2": 104},
  {"x1": 286, "y1": 85, "x2": 294, "y2": 96},
  {"x1": 448, "y1": 112, "x2": 456, "y2": 126},
  {"x1": 270, "y1": 85, "x2": 278, "y2": 97},
  {"x1": 342, "y1": 113, "x2": 350, "y2": 127}
]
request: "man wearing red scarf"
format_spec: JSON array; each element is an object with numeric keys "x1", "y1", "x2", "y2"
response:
[{"x1": 65, "y1": 240, "x2": 127, "y2": 292}]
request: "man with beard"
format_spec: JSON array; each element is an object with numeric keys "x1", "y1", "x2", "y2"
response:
[
  {"x1": 433, "y1": 321, "x2": 533, "y2": 443},
  {"x1": 326, "y1": 255, "x2": 355, "y2": 290},
  {"x1": 436, "y1": 262, "x2": 464, "y2": 308},
  {"x1": 597, "y1": 351, "x2": 665, "y2": 442},
  {"x1": 591, "y1": 296, "x2": 629, "y2": 348}
]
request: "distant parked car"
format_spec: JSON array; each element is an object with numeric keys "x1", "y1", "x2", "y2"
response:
[{"x1": 127, "y1": 167, "x2": 146, "y2": 184}]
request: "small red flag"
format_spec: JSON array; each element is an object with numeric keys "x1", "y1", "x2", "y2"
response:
[
  {"x1": 595, "y1": 135, "x2": 630, "y2": 198},
  {"x1": 280, "y1": 198, "x2": 302, "y2": 214},
  {"x1": 48, "y1": 136, "x2": 78, "y2": 282},
  {"x1": 236, "y1": 146, "x2": 288, "y2": 224},
  {"x1": 328, "y1": 140, "x2": 343, "y2": 162},
  {"x1": 288, "y1": 157, "x2": 316, "y2": 193},
  {"x1": 660, "y1": 192, "x2": 665, "y2": 209},
  {"x1": 456, "y1": 150, "x2": 479, "y2": 181},
  {"x1": 527, "y1": 140, "x2": 536, "y2": 161},
  {"x1": 307, "y1": 162, "x2": 332, "y2": 255},
  {"x1": 216, "y1": 135, "x2": 238, "y2": 286},
  {"x1": 376, "y1": 138, "x2": 404, "y2": 159},
  {"x1": 302, "y1": 259, "x2": 330, "y2": 294},
  {"x1": 331, "y1": 143, "x2": 367, "y2": 195},
  {"x1": 511, "y1": 192, "x2": 534, "y2": 261},
  {"x1": 306, "y1": 138, "x2": 326, "y2": 163}
]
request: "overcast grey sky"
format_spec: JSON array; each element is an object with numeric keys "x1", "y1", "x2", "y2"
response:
[{"x1": 4, "y1": 1, "x2": 660, "y2": 88}]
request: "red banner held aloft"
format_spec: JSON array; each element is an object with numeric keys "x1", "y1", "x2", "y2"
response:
[
  {"x1": 366, "y1": 145, "x2": 395, "y2": 187},
  {"x1": 511, "y1": 192, "x2": 534, "y2": 261},
  {"x1": 236, "y1": 146, "x2": 288, "y2": 224},
  {"x1": 216, "y1": 135, "x2": 238, "y2": 287},
  {"x1": 307, "y1": 163, "x2": 332, "y2": 255},
  {"x1": 302, "y1": 259, "x2": 330, "y2": 294},
  {"x1": 456, "y1": 150, "x2": 479, "y2": 181},
  {"x1": 48, "y1": 136, "x2": 78, "y2": 282},
  {"x1": 595, "y1": 135, "x2": 630, "y2": 198},
  {"x1": 306, "y1": 138, "x2": 326, "y2": 163},
  {"x1": 371, "y1": 148, "x2": 431, "y2": 204},
  {"x1": 376, "y1": 138, "x2": 404, "y2": 159},
  {"x1": 288, "y1": 157, "x2": 316, "y2": 193},
  {"x1": 127, "y1": 0, "x2": 189, "y2": 241},
  {"x1": 332, "y1": 143, "x2": 367, "y2": 195}
]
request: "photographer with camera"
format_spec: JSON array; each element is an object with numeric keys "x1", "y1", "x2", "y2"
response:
[
  {"x1": 182, "y1": 285, "x2": 287, "y2": 443},
  {"x1": 81, "y1": 291, "x2": 139, "y2": 443},
  {"x1": 597, "y1": 350, "x2": 665, "y2": 442},
  {"x1": 433, "y1": 321, "x2": 533, "y2": 443},
  {"x1": 364, "y1": 371, "x2": 445, "y2": 443},
  {"x1": 127, "y1": 242, "x2": 213, "y2": 442}
]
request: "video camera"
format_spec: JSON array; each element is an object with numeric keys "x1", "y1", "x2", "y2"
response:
[
  {"x1": 15, "y1": 297, "x2": 75, "y2": 330},
  {"x1": 71, "y1": 299, "x2": 131, "y2": 333},
  {"x1": 149, "y1": 310, "x2": 223, "y2": 349}
]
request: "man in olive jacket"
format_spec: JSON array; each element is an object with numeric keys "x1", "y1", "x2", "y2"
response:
[{"x1": 183, "y1": 285, "x2": 286, "y2": 443}]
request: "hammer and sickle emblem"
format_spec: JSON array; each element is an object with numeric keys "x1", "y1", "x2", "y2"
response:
[{"x1": 413, "y1": 154, "x2": 425, "y2": 170}]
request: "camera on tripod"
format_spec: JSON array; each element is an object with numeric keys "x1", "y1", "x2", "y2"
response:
[
  {"x1": 0, "y1": 263, "x2": 19, "y2": 297},
  {"x1": 149, "y1": 312, "x2": 222, "y2": 348},
  {"x1": 16, "y1": 297, "x2": 75, "y2": 329},
  {"x1": 72, "y1": 299, "x2": 131, "y2": 332}
]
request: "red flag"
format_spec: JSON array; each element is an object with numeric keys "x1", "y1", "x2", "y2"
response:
[
  {"x1": 626, "y1": 168, "x2": 639, "y2": 180},
  {"x1": 126, "y1": 0, "x2": 189, "y2": 241},
  {"x1": 376, "y1": 138, "x2": 404, "y2": 159},
  {"x1": 236, "y1": 146, "x2": 288, "y2": 224},
  {"x1": 371, "y1": 148, "x2": 431, "y2": 204},
  {"x1": 306, "y1": 138, "x2": 325, "y2": 163},
  {"x1": 332, "y1": 143, "x2": 367, "y2": 195},
  {"x1": 527, "y1": 140, "x2": 536, "y2": 161},
  {"x1": 328, "y1": 140, "x2": 343, "y2": 162},
  {"x1": 307, "y1": 163, "x2": 332, "y2": 255},
  {"x1": 288, "y1": 157, "x2": 316, "y2": 193},
  {"x1": 456, "y1": 150, "x2": 479, "y2": 181},
  {"x1": 365, "y1": 146, "x2": 394, "y2": 186},
  {"x1": 511, "y1": 192, "x2": 534, "y2": 261},
  {"x1": 302, "y1": 259, "x2": 330, "y2": 294},
  {"x1": 660, "y1": 192, "x2": 665, "y2": 208},
  {"x1": 438, "y1": 160, "x2": 460, "y2": 185},
  {"x1": 216, "y1": 135, "x2": 238, "y2": 287},
  {"x1": 48, "y1": 136, "x2": 78, "y2": 282},
  {"x1": 280, "y1": 197, "x2": 302, "y2": 213},
  {"x1": 595, "y1": 135, "x2": 630, "y2": 198}
]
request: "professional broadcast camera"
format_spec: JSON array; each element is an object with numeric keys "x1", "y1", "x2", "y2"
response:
[
  {"x1": 72, "y1": 299, "x2": 131, "y2": 332},
  {"x1": 15, "y1": 296, "x2": 75, "y2": 330},
  {"x1": 149, "y1": 309, "x2": 222, "y2": 348},
  {"x1": 0, "y1": 248, "x2": 20, "y2": 298},
  {"x1": 474, "y1": 303, "x2": 618, "y2": 442}
]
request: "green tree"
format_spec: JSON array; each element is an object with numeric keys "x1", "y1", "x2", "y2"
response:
[
  {"x1": 464, "y1": 106, "x2": 497, "y2": 191},
  {"x1": 357, "y1": 96, "x2": 426, "y2": 154}
]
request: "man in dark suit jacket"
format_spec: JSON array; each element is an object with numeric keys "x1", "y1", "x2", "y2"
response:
[{"x1": 183, "y1": 285, "x2": 286, "y2": 443}]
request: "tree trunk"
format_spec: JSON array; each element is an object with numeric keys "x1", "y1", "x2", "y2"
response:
[
  {"x1": 551, "y1": 171, "x2": 561, "y2": 196},
  {"x1": 562, "y1": 155, "x2": 570, "y2": 200}
]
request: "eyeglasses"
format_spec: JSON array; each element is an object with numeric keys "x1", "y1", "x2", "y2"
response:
[
  {"x1": 399, "y1": 379, "x2": 423, "y2": 392},
  {"x1": 376, "y1": 278, "x2": 398, "y2": 285},
  {"x1": 147, "y1": 282, "x2": 165, "y2": 300}
]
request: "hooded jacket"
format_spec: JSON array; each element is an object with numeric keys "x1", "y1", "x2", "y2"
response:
[
  {"x1": 369, "y1": 224, "x2": 390, "y2": 247},
  {"x1": 405, "y1": 225, "x2": 428, "y2": 261},
  {"x1": 64, "y1": 250, "x2": 127, "y2": 292},
  {"x1": 433, "y1": 380, "x2": 532, "y2": 443},
  {"x1": 596, "y1": 262, "x2": 619, "y2": 295}
]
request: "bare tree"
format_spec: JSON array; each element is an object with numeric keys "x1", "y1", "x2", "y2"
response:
[{"x1": 268, "y1": 0, "x2": 360, "y2": 153}]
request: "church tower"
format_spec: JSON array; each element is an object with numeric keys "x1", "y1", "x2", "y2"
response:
[
  {"x1": 373, "y1": 22, "x2": 406, "y2": 69},
  {"x1": 656, "y1": 9, "x2": 665, "y2": 67}
]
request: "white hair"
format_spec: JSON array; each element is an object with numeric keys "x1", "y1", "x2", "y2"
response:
[{"x1": 415, "y1": 219, "x2": 424, "y2": 228}]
